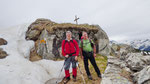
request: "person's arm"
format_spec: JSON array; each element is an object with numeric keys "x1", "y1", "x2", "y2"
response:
[
  {"x1": 79, "y1": 40, "x2": 84, "y2": 59},
  {"x1": 73, "y1": 40, "x2": 80, "y2": 56},
  {"x1": 93, "y1": 45, "x2": 96, "y2": 54},
  {"x1": 61, "y1": 40, "x2": 66, "y2": 56},
  {"x1": 91, "y1": 40, "x2": 96, "y2": 57}
]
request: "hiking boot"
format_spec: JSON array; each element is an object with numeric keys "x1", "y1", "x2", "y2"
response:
[
  {"x1": 88, "y1": 75, "x2": 93, "y2": 80},
  {"x1": 98, "y1": 74, "x2": 102, "y2": 78},
  {"x1": 64, "y1": 77, "x2": 70, "y2": 84},
  {"x1": 72, "y1": 75, "x2": 76, "y2": 82}
]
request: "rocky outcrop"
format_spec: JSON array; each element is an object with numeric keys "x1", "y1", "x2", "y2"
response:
[
  {"x1": 0, "y1": 48, "x2": 8, "y2": 59},
  {"x1": 0, "y1": 38, "x2": 8, "y2": 59},
  {"x1": 37, "y1": 29, "x2": 55, "y2": 60},
  {"x1": 102, "y1": 41, "x2": 150, "y2": 84},
  {"x1": 132, "y1": 66, "x2": 150, "y2": 84},
  {"x1": 125, "y1": 53, "x2": 150, "y2": 72},
  {"x1": 101, "y1": 56, "x2": 133, "y2": 84},
  {"x1": 26, "y1": 18, "x2": 110, "y2": 60},
  {"x1": 0, "y1": 38, "x2": 7, "y2": 45}
]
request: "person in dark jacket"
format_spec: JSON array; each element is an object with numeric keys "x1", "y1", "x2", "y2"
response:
[
  {"x1": 61, "y1": 31, "x2": 79, "y2": 83},
  {"x1": 79, "y1": 31, "x2": 101, "y2": 80}
]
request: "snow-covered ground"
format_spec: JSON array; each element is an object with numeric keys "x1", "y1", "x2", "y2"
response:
[
  {"x1": 0, "y1": 24, "x2": 65, "y2": 84},
  {"x1": 110, "y1": 39, "x2": 150, "y2": 51},
  {"x1": 120, "y1": 39, "x2": 150, "y2": 51}
]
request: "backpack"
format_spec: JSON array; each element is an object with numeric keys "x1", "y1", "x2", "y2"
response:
[
  {"x1": 81, "y1": 39, "x2": 94, "y2": 49},
  {"x1": 63, "y1": 40, "x2": 76, "y2": 54},
  {"x1": 64, "y1": 40, "x2": 75, "y2": 48}
]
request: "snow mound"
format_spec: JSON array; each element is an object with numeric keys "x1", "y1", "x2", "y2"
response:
[{"x1": 0, "y1": 24, "x2": 64, "y2": 84}]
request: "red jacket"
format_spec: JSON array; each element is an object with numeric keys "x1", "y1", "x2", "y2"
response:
[{"x1": 62, "y1": 39, "x2": 79, "y2": 56}]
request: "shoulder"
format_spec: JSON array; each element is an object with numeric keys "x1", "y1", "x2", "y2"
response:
[
  {"x1": 62, "y1": 40, "x2": 66, "y2": 43},
  {"x1": 72, "y1": 39, "x2": 77, "y2": 43}
]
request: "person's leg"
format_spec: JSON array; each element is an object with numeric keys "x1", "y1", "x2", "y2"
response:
[
  {"x1": 72, "y1": 56, "x2": 77, "y2": 78},
  {"x1": 72, "y1": 56, "x2": 77, "y2": 81},
  {"x1": 64, "y1": 57, "x2": 71, "y2": 78},
  {"x1": 83, "y1": 51, "x2": 91, "y2": 76},
  {"x1": 89, "y1": 52, "x2": 101, "y2": 76}
]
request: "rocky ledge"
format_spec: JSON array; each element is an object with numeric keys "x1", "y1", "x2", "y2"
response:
[{"x1": 101, "y1": 43, "x2": 150, "y2": 84}]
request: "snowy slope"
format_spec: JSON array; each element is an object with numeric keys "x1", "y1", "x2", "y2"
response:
[
  {"x1": 0, "y1": 24, "x2": 65, "y2": 84},
  {"x1": 113, "y1": 39, "x2": 150, "y2": 51}
]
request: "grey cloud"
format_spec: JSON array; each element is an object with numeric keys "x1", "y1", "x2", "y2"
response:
[{"x1": 0, "y1": 0, "x2": 150, "y2": 41}]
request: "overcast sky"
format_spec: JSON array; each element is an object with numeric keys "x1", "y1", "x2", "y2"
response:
[{"x1": 0, "y1": 0, "x2": 150, "y2": 41}]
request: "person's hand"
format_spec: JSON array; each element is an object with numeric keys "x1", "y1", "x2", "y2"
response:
[
  {"x1": 65, "y1": 55, "x2": 69, "y2": 58},
  {"x1": 93, "y1": 53, "x2": 96, "y2": 57},
  {"x1": 81, "y1": 55, "x2": 84, "y2": 59},
  {"x1": 75, "y1": 56, "x2": 78, "y2": 61}
]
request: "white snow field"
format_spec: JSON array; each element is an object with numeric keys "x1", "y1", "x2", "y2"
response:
[{"x1": 0, "y1": 24, "x2": 64, "y2": 84}]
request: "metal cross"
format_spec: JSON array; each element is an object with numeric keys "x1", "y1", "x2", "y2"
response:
[{"x1": 74, "y1": 15, "x2": 79, "y2": 24}]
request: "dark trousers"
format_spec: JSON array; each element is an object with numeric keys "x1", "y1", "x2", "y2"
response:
[{"x1": 82, "y1": 51, "x2": 101, "y2": 76}]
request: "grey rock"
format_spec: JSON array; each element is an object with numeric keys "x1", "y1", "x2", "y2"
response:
[
  {"x1": 126, "y1": 53, "x2": 150, "y2": 72},
  {"x1": 37, "y1": 29, "x2": 55, "y2": 60},
  {"x1": 101, "y1": 56, "x2": 133, "y2": 84},
  {"x1": 133, "y1": 66, "x2": 150, "y2": 84},
  {"x1": 141, "y1": 56, "x2": 150, "y2": 65},
  {"x1": 126, "y1": 53, "x2": 145, "y2": 71},
  {"x1": 26, "y1": 29, "x2": 41, "y2": 41},
  {"x1": 101, "y1": 63, "x2": 132, "y2": 84}
]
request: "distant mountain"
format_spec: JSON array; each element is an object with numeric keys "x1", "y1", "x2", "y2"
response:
[
  {"x1": 109, "y1": 40, "x2": 118, "y2": 45},
  {"x1": 110, "y1": 39, "x2": 150, "y2": 51}
]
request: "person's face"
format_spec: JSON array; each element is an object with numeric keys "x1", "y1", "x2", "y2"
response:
[
  {"x1": 83, "y1": 32, "x2": 88, "y2": 39},
  {"x1": 66, "y1": 33, "x2": 71, "y2": 39}
]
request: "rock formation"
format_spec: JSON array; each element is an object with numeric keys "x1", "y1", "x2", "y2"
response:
[
  {"x1": 0, "y1": 38, "x2": 7, "y2": 46},
  {"x1": 25, "y1": 18, "x2": 110, "y2": 60},
  {"x1": 0, "y1": 38, "x2": 8, "y2": 59},
  {"x1": 101, "y1": 42, "x2": 150, "y2": 84}
]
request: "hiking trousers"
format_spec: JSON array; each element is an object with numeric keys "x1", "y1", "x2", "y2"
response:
[
  {"x1": 64, "y1": 56, "x2": 77, "y2": 78},
  {"x1": 82, "y1": 51, "x2": 101, "y2": 76}
]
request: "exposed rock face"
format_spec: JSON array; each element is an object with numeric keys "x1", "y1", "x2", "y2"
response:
[
  {"x1": 104, "y1": 42, "x2": 150, "y2": 84},
  {"x1": 37, "y1": 29, "x2": 55, "y2": 59},
  {"x1": 0, "y1": 48, "x2": 8, "y2": 59},
  {"x1": 133, "y1": 66, "x2": 150, "y2": 84},
  {"x1": 101, "y1": 56, "x2": 133, "y2": 84},
  {"x1": 26, "y1": 18, "x2": 110, "y2": 60},
  {"x1": 0, "y1": 38, "x2": 7, "y2": 45},
  {"x1": 111, "y1": 43, "x2": 137, "y2": 59},
  {"x1": 125, "y1": 53, "x2": 148, "y2": 72}
]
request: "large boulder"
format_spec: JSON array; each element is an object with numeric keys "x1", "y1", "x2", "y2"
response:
[
  {"x1": 125, "y1": 53, "x2": 150, "y2": 72},
  {"x1": 101, "y1": 56, "x2": 133, "y2": 84},
  {"x1": 26, "y1": 18, "x2": 110, "y2": 60},
  {"x1": 126, "y1": 53, "x2": 145, "y2": 72},
  {"x1": 133, "y1": 66, "x2": 150, "y2": 84},
  {"x1": 110, "y1": 42, "x2": 137, "y2": 59}
]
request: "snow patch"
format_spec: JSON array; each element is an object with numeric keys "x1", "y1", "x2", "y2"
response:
[{"x1": 0, "y1": 24, "x2": 64, "y2": 84}]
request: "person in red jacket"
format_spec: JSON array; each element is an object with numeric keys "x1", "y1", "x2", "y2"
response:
[{"x1": 61, "y1": 31, "x2": 79, "y2": 83}]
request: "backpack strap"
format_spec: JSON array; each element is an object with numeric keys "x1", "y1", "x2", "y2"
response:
[
  {"x1": 80, "y1": 40, "x2": 83, "y2": 56},
  {"x1": 89, "y1": 39, "x2": 94, "y2": 48},
  {"x1": 81, "y1": 39, "x2": 83, "y2": 49},
  {"x1": 89, "y1": 39, "x2": 96, "y2": 53},
  {"x1": 63, "y1": 39, "x2": 76, "y2": 54},
  {"x1": 63, "y1": 40, "x2": 67, "y2": 52}
]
